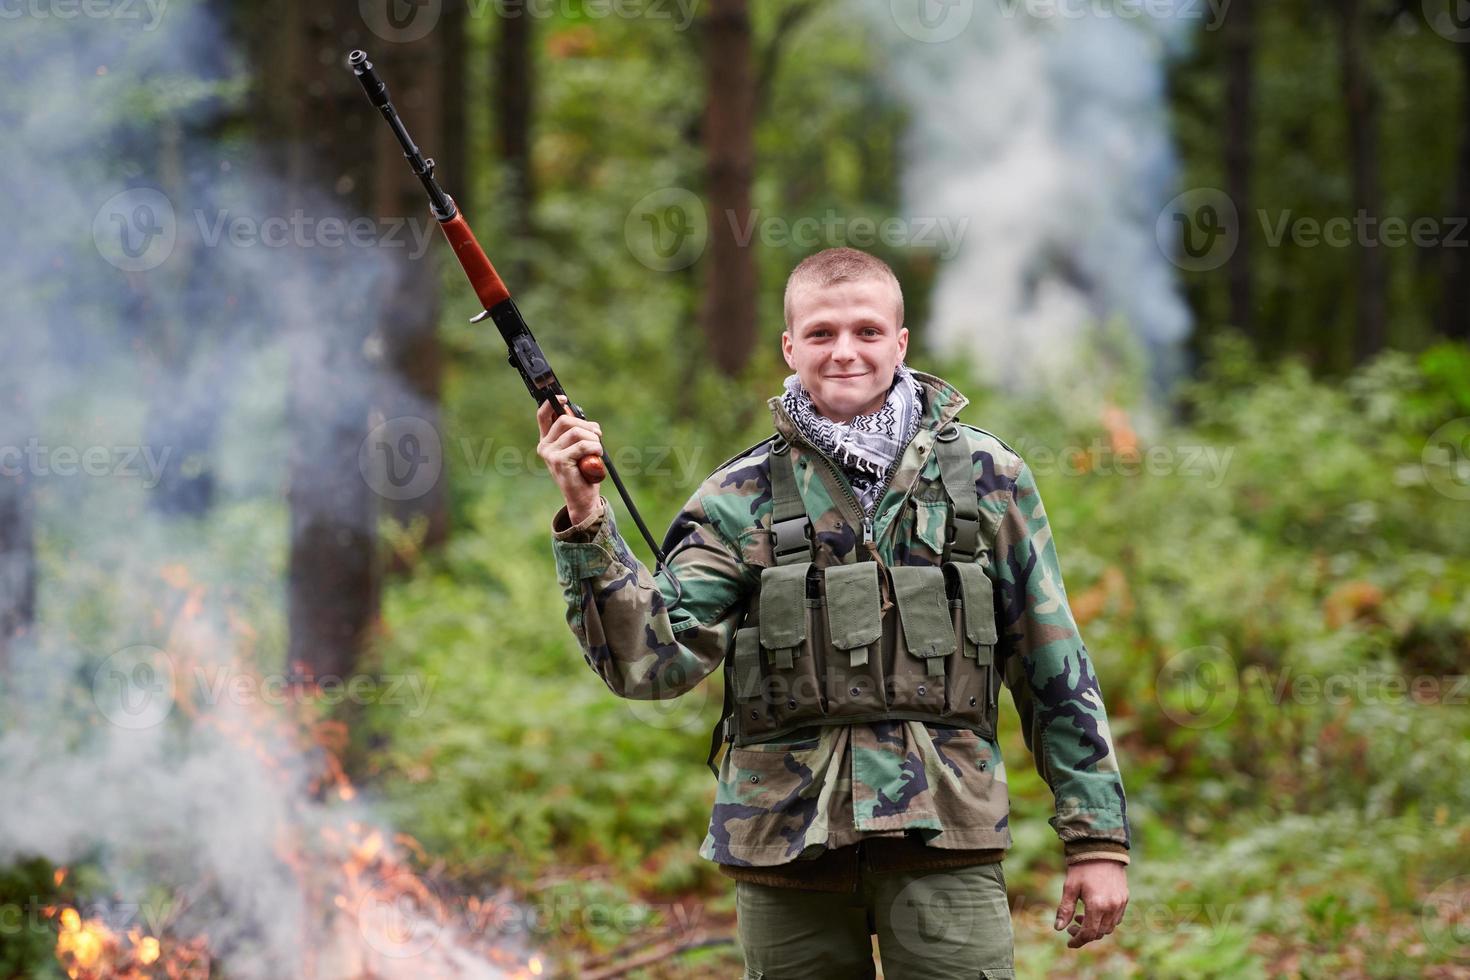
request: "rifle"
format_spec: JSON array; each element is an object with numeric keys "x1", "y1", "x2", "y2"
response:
[{"x1": 347, "y1": 50, "x2": 681, "y2": 605}]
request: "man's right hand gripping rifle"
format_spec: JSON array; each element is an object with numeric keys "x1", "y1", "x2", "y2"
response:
[{"x1": 536, "y1": 395, "x2": 604, "y2": 528}]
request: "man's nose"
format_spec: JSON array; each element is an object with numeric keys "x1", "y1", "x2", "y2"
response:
[{"x1": 831, "y1": 332, "x2": 857, "y2": 360}]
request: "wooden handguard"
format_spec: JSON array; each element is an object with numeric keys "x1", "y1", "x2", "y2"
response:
[{"x1": 439, "y1": 212, "x2": 511, "y2": 310}]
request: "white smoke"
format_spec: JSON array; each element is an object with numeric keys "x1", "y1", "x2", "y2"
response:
[
  {"x1": 860, "y1": 0, "x2": 1197, "y2": 418},
  {"x1": 0, "y1": 3, "x2": 522, "y2": 977}
]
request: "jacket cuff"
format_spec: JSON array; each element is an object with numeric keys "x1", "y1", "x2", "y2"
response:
[
  {"x1": 552, "y1": 496, "x2": 607, "y2": 541},
  {"x1": 551, "y1": 497, "x2": 617, "y2": 584},
  {"x1": 1063, "y1": 840, "x2": 1130, "y2": 866}
]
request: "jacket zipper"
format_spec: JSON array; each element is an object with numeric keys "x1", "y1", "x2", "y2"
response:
[{"x1": 780, "y1": 429, "x2": 909, "y2": 551}]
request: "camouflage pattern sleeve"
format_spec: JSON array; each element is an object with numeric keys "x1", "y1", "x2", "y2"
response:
[
  {"x1": 549, "y1": 480, "x2": 759, "y2": 702},
  {"x1": 990, "y1": 458, "x2": 1131, "y2": 856}
]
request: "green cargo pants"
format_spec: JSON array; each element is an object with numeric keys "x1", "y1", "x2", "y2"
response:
[{"x1": 735, "y1": 860, "x2": 1014, "y2": 979}]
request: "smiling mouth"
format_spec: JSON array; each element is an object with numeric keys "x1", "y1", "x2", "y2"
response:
[{"x1": 827, "y1": 373, "x2": 867, "y2": 379}]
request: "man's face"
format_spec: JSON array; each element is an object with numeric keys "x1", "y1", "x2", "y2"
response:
[{"x1": 782, "y1": 278, "x2": 909, "y2": 424}]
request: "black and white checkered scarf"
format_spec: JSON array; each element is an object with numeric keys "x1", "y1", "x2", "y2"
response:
[{"x1": 780, "y1": 363, "x2": 924, "y2": 517}]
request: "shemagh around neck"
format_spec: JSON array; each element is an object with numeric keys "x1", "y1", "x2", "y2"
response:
[{"x1": 780, "y1": 363, "x2": 925, "y2": 518}]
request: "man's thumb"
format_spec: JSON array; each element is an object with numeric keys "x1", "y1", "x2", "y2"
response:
[{"x1": 1055, "y1": 879, "x2": 1080, "y2": 930}]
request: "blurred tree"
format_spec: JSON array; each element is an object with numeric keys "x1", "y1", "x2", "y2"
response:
[
  {"x1": 442, "y1": 0, "x2": 469, "y2": 215},
  {"x1": 701, "y1": 0, "x2": 758, "y2": 376},
  {"x1": 244, "y1": 0, "x2": 383, "y2": 680},
  {"x1": 1335, "y1": 0, "x2": 1387, "y2": 363},
  {"x1": 1439, "y1": 35, "x2": 1470, "y2": 343},
  {"x1": 374, "y1": 34, "x2": 450, "y2": 572},
  {"x1": 1222, "y1": 0, "x2": 1258, "y2": 345},
  {"x1": 496, "y1": 2, "x2": 536, "y2": 283}
]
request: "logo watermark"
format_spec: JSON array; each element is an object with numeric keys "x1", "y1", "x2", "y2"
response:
[
  {"x1": 1156, "y1": 646, "x2": 1240, "y2": 729},
  {"x1": 0, "y1": 438, "x2": 172, "y2": 489},
  {"x1": 889, "y1": 0, "x2": 974, "y2": 44},
  {"x1": 360, "y1": 415, "x2": 707, "y2": 500},
  {"x1": 1159, "y1": 187, "x2": 1470, "y2": 271},
  {"x1": 1157, "y1": 187, "x2": 1239, "y2": 273},
  {"x1": 93, "y1": 188, "x2": 176, "y2": 272},
  {"x1": 624, "y1": 189, "x2": 969, "y2": 271},
  {"x1": 358, "y1": 0, "x2": 699, "y2": 43},
  {"x1": 625, "y1": 188, "x2": 708, "y2": 272},
  {"x1": 1423, "y1": 417, "x2": 1470, "y2": 501},
  {"x1": 1424, "y1": 0, "x2": 1470, "y2": 43},
  {"x1": 1009, "y1": 435, "x2": 1236, "y2": 487},
  {"x1": 0, "y1": 0, "x2": 169, "y2": 30},
  {"x1": 91, "y1": 645, "x2": 439, "y2": 730},
  {"x1": 1421, "y1": 875, "x2": 1470, "y2": 962},
  {"x1": 1156, "y1": 645, "x2": 1470, "y2": 729},
  {"x1": 996, "y1": 0, "x2": 1231, "y2": 30},
  {"x1": 93, "y1": 190, "x2": 439, "y2": 272}
]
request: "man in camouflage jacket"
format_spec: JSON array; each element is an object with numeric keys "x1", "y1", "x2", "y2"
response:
[{"x1": 536, "y1": 248, "x2": 1130, "y2": 976}]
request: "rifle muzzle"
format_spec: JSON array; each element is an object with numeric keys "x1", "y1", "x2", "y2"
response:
[{"x1": 347, "y1": 50, "x2": 390, "y2": 109}]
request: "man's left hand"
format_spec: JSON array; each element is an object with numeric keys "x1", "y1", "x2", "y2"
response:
[{"x1": 1054, "y1": 860, "x2": 1128, "y2": 948}]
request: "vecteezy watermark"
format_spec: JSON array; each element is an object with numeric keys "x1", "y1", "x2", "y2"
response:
[
  {"x1": 357, "y1": 871, "x2": 448, "y2": 958},
  {"x1": 92, "y1": 190, "x2": 439, "y2": 272},
  {"x1": 1009, "y1": 892, "x2": 1241, "y2": 946},
  {"x1": 726, "y1": 210, "x2": 969, "y2": 260},
  {"x1": 623, "y1": 189, "x2": 969, "y2": 271},
  {"x1": 1421, "y1": 875, "x2": 1470, "y2": 962},
  {"x1": 1009, "y1": 435, "x2": 1236, "y2": 488},
  {"x1": 1257, "y1": 210, "x2": 1470, "y2": 250},
  {"x1": 1422, "y1": 417, "x2": 1470, "y2": 501},
  {"x1": 1, "y1": 896, "x2": 185, "y2": 938},
  {"x1": 0, "y1": 439, "x2": 172, "y2": 489},
  {"x1": 1157, "y1": 187, "x2": 1240, "y2": 273},
  {"x1": 1156, "y1": 646, "x2": 1240, "y2": 730},
  {"x1": 887, "y1": 872, "x2": 984, "y2": 956},
  {"x1": 192, "y1": 209, "x2": 437, "y2": 259},
  {"x1": 356, "y1": 869, "x2": 707, "y2": 956},
  {"x1": 357, "y1": 0, "x2": 699, "y2": 43},
  {"x1": 91, "y1": 646, "x2": 439, "y2": 730},
  {"x1": 1159, "y1": 187, "x2": 1470, "y2": 271},
  {"x1": 994, "y1": 0, "x2": 1232, "y2": 31},
  {"x1": 93, "y1": 188, "x2": 177, "y2": 272},
  {"x1": 359, "y1": 0, "x2": 442, "y2": 42},
  {"x1": 361, "y1": 416, "x2": 444, "y2": 503},
  {"x1": 0, "y1": 0, "x2": 169, "y2": 31},
  {"x1": 1424, "y1": 0, "x2": 1470, "y2": 43},
  {"x1": 1156, "y1": 645, "x2": 1470, "y2": 729},
  {"x1": 359, "y1": 415, "x2": 708, "y2": 500},
  {"x1": 624, "y1": 188, "x2": 709, "y2": 272},
  {"x1": 478, "y1": 0, "x2": 698, "y2": 29},
  {"x1": 619, "y1": 654, "x2": 716, "y2": 733},
  {"x1": 889, "y1": 0, "x2": 974, "y2": 44},
  {"x1": 1255, "y1": 665, "x2": 1468, "y2": 708}
]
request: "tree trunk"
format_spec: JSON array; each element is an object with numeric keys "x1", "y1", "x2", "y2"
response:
[
  {"x1": 700, "y1": 0, "x2": 758, "y2": 377},
  {"x1": 373, "y1": 35, "x2": 449, "y2": 573},
  {"x1": 1439, "y1": 40, "x2": 1470, "y2": 343},
  {"x1": 1338, "y1": 0, "x2": 1387, "y2": 364},
  {"x1": 442, "y1": 0, "x2": 468, "y2": 215},
  {"x1": 496, "y1": 4, "x2": 535, "y2": 282},
  {"x1": 1222, "y1": 0, "x2": 1256, "y2": 346},
  {"x1": 248, "y1": 0, "x2": 384, "y2": 681}
]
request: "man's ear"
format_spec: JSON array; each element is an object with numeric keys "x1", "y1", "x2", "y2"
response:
[
  {"x1": 781, "y1": 331, "x2": 795, "y2": 369},
  {"x1": 896, "y1": 327, "x2": 909, "y2": 360}
]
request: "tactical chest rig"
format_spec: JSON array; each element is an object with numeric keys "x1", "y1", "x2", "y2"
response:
[{"x1": 708, "y1": 425, "x2": 1003, "y2": 773}]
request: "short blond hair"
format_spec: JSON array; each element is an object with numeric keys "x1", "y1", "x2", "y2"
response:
[{"x1": 783, "y1": 246, "x2": 904, "y2": 331}]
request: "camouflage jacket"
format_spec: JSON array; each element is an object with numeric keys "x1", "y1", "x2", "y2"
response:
[{"x1": 550, "y1": 371, "x2": 1131, "y2": 869}]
